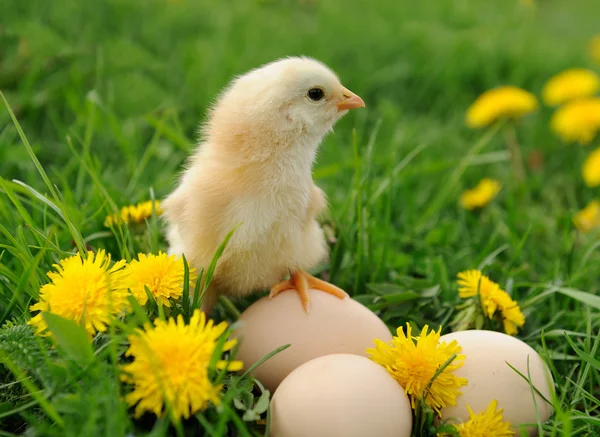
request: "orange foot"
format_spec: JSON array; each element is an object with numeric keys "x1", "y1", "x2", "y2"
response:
[{"x1": 269, "y1": 270, "x2": 348, "y2": 312}]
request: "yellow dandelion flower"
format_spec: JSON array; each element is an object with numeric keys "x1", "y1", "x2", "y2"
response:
[
  {"x1": 456, "y1": 270, "x2": 497, "y2": 299},
  {"x1": 456, "y1": 270, "x2": 503, "y2": 317},
  {"x1": 125, "y1": 252, "x2": 197, "y2": 307},
  {"x1": 453, "y1": 399, "x2": 514, "y2": 437},
  {"x1": 573, "y1": 200, "x2": 600, "y2": 232},
  {"x1": 456, "y1": 270, "x2": 525, "y2": 334},
  {"x1": 367, "y1": 324, "x2": 467, "y2": 416},
  {"x1": 459, "y1": 179, "x2": 502, "y2": 210},
  {"x1": 500, "y1": 304, "x2": 526, "y2": 336},
  {"x1": 542, "y1": 68, "x2": 600, "y2": 106},
  {"x1": 28, "y1": 250, "x2": 130, "y2": 336},
  {"x1": 589, "y1": 35, "x2": 600, "y2": 65},
  {"x1": 488, "y1": 290, "x2": 526, "y2": 336},
  {"x1": 104, "y1": 200, "x2": 163, "y2": 227},
  {"x1": 582, "y1": 147, "x2": 600, "y2": 187},
  {"x1": 479, "y1": 286, "x2": 506, "y2": 320},
  {"x1": 551, "y1": 98, "x2": 600, "y2": 145},
  {"x1": 121, "y1": 310, "x2": 243, "y2": 420},
  {"x1": 466, "y1": 86, "x2": 538, "y2": 129}
]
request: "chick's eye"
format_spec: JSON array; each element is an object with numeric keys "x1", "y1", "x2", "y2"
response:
[{"x1": 308, "y1": 88, "x2": 324, "y2": 101}]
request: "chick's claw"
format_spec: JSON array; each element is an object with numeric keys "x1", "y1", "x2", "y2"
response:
[
  {"x1": 269, "y1": 279, "x2": 294, "y2": 297},
  {"x1": 269, "y1": 276, "x2": 311, "y2": 312},
  {"x1": 303, "y1": 273, "x2": 349, "y2": 300},
  {"x1": 269, "y1": 270, "x2": 348, "y2": 313}
]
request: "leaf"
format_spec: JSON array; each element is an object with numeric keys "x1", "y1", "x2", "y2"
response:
[
  {"x1": 564, "y1": 333, "x2": 600, "y2": 371},
  {"x1": 253, "y1": 388, "x2": 271, "y2": 415},
  {"x1": 42, "y1": 313, "x2": 93, "y2": 368},
  {"x1": 504, "y1": 361, "x2": 553, "y2": 406},
  {"x1": 199, "y1": 226, "x2": 237, "y2": 304},
  {"x1": 12, "y1": 180, "x2": 63, "y2": 217},
  {"x1": 2, "y1": 90, "x2": 86, "y2": 254},
  {"x1": 241, "y1": 344, "x2": 291, "y2": 379},
  {"x1": 570, "y1": 414, "x2": 600, "y2": 425},
  {"x1": 233, "y1": 396, "x2": 247, "y2": 412},
  {"x1": 190, "y1": 267, "x2": 204, "y2": 312},
  {"x1": 555, "y1": 287, "x2": 600, "y2": 311},
  {"x1": 242, "y1": 409, "x2": 260, "y2": 422},
  {"x1": 420, "y1": 285, "x2": 441, "y2": 298},
  {"x1": 0, "y1": 248, "x2": 45, "y2": 323},
  {"x1": 367, "y1": 282, "x2": 419, "y2": 300},
  {"x1": 450, "y1": 304, "x2": 477, "y2": 331},
  {"x1": 241, "y1": 391, "x2": 254, "y2": 409},
  {"x1": 126, "y1": 295, "x2": 152, "y2": 326},
  {"x1": 377, "y1": 292, "x2": 421, "y2": 304},
  {"x1": 182, "y1": 253, "x2": 191, "y2": 321},
  {"x1": 366, "y1": 282, "x2": 409, "y2": 295}
]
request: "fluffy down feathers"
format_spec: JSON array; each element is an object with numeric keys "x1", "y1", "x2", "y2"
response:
[{"x1": 162, "y1": 57, "x2": 363, "y2": 312}]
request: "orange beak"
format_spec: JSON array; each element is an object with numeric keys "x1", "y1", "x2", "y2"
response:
[{"x1": 336, "y1": 86, "x2": 365, "y2": 111}]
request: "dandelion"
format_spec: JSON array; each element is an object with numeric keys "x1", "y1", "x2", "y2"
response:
[
  {"x1": 459, "y1": 179, "x2": 502, "y2": 210},
  {"x1": 486, "y1": 290, "x2": 526, "y2": 336},
  {"x1": 466, "y1": 86, "x2": 537, "y2": 129},
  {"x1": 573, "y1": 200, "x2": 600, "y2": 232},
  {"x1": 28, "y1": 250, "x2": 130, "y2": 337},
  {"x1": 121, "y1": 310, "x2": 243, "y2": 420},
  {"x1": 456, "y1": 270, "x2": 503, "y2": 317},
  {"x1": 456, "y1": 270, "x2": 501, "y2": 316},
  {"x1": 456, "y1": 270, "x2": 525, "y2": 335},
  {"x1": 542, "y1": 68, "x2": 600, "y2": 106},
  {"x1": 550, "y1": 98, "x2": 600, "y2": 145},
  {"x1": 125, "y1": 252, "x2": 196, "y2": 307},
  {"x1": 499, "y1": 301, "x2": 526, "y2": 336},
  {"x1": 589, "y1": 35, "x2": 600, "y2": 66},
  {"x1": 367, "y1": 324, "x2": 467, "y2": 416},
  {"x1": 466, "y1": 86, "x2": 536, "y2": 182},
  {"x1": 104, "y1": 200, "x2": 163, "y2": 227},
  {"x1": 452, "y1": 400, "x2": 514, "y2": 437},
  {"x1": 582, "y1": 148, "x2": 600, "y2": 187}
]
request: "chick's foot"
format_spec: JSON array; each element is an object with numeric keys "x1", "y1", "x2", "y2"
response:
[{"x1": 269, "y1": 270, "x2": 348, "y2": 312}]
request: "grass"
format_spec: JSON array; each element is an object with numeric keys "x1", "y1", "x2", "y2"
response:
[{"x1": 1, "y1": 0, "x2": 600, "y2": 435}]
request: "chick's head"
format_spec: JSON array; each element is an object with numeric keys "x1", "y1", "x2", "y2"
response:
[
  {"x1": 263, "y1": 57, "x2": 365, "y2": 136},
  {"x1": 205, "y1": 57, "x2": 364, "y2": 156}
]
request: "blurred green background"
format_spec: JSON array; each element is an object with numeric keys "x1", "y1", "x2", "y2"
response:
[{"x1": 2, "y1": 0, "x2": 599, "y2": 190}]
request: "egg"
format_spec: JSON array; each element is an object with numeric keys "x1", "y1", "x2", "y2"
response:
[
  {"x1": 270, "y1": 354, "x2": 412, "y2": 437},
  {"x1": 232, "y1": 289, "x2": 392, "y2": 392},
  {"x1": 439, "y1": 330, "x2": 555, "y2": 435}
]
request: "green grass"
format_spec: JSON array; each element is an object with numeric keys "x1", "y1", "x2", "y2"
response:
[{"x1": 1, "y1": 0, "x2": 600, "y2": 435}]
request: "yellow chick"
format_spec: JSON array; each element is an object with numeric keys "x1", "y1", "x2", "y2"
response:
[{"x1": 162, "y1": 57, "x2": 365, "y2": 313}]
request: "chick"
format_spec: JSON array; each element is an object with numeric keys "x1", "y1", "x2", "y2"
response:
[{"x1": 162, "y1": 57, "x2": 365, "y2": 313}]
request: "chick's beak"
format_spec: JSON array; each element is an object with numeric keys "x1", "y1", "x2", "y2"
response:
[{"x1": 336, "y1": 87, "x2": 365, "y2": 111}]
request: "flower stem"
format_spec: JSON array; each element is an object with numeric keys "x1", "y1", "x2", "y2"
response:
[{"x1": 503, "y1": 123, "x2": 526, "y2": 183}]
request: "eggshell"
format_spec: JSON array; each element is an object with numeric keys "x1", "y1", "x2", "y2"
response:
[
  {"x1": 270, "y1": 354, "x2": 412, "y2": 437},
  {"x1": 233, "y1": 289, "x2": 392, "y2": 392},
  {"x1": 439, "y1": 330, "x2": 554, "y2": 435}
]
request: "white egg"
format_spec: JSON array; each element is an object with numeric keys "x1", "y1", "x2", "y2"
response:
[
  {"x1": 439, "y1": 330, "x2": 555, "y2": 436},
  {"x1": 233, "y1": 289, "x2": 392, "y2": 392},
  {"x1": 270, "y1": 354, "x2": 412, "y2": 437}
]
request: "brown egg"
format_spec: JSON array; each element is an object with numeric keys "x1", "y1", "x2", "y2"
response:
[
  {"x1": 439, "y1": 330, "x2": 555, "y2": 436},
  {"x1": 270, "y1": 354, "x2": 412, "y2": 437},
  {"x1": 232, "y1": 289, "x2": 392, "y2": 392}
]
